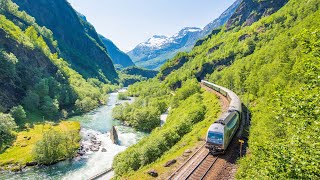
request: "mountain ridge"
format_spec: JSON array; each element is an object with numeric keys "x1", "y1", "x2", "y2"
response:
[
  {"x1": 13, "y1": 0, "x2": 118, "y2": 83},
  {"x1": 128, "y1": 0, "x2": 242, "y2": 70}
]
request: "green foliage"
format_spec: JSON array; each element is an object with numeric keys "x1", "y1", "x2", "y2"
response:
[
  {"x1": 144, "y1": 0, "x2": 320, "y2": 178},
  {"x1": 0, "y1": 51, "x2": 18, "y2": 79},
  {"x1": 33, "y1": 127, "x2": 80, "y2": 165},
  {"x1": 22, "y1": 91, "x2": 40, "y2": 112},
  {"x1": 113, "y1": 93, "x2": 206, "y2": 176},
  {"x1": 112, "y1": 80, "x2": 171, "y2": 132},
  {"x1": 117, "y1": 93, "x2": 129, "y2": 100},
  {"x1": 75, "y1": 97, "x2": 98, "y2": 113},
  {"x1": 9, "y1": 105, "x2": 26, "y2": 124},
  {"x1": 0, "y1": 7, "x2": 111, "y2": 118},
  {"x1": 0, "y1": 113, "x2": 16, "y2": 152},
  {"x1": 171, "y1": 79, "x2": 201, "y2": 107},
  {"x1": 40, "y1": 96, "x2": 59, "y2": 120}
]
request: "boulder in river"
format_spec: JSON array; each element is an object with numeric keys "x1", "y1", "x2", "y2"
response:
[
  {"x1": 110, "y1": 126, "x2": 119, "y2": 144},
  {"x1": 101, "y1": 148, "x2": 107, "y2": 152},
  {"x1": 90, "y1": 145, "x2": 100, "y2": 152}
]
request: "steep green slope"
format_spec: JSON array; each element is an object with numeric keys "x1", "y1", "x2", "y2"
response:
[
  {"x1": 159, "y1": 0, "x2": 320, "y2": 178},
  {"x1": 0, "y1": 0, "x2": 113, "y2": 120},
  {"x1": 13, "y1": 0, "x2": 118, "y2": 83},
  {"x1": 113, "y1": 0, "x2": 319, "y2": 178},
  {"x1": 99, "y1": 35, "x2": 135, "y2": 69},
  {"x1": 118, "y1": 67, "x2": 158, "y2": 87}
]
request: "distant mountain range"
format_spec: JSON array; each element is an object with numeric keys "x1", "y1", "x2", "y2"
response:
[{"x1": 128, "y1": 0, "x2": 242, "y2": 70}]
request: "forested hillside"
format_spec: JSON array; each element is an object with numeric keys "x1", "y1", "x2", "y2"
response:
[
  {"x1": 0, "y1": 0, "x2": 119, "y2": 169},
  {"x1": 99, "y1": 35, "x2": 135, "y2": 69},
  {"x1": 0, "y1": 0, "x2": 116, "y2": 120},
  {"x1": 113, "y1": 0, "x2": 320, "y2": 178},
  {"x1": 12, "y1": 0, "x2": 118, "y2": 83}
]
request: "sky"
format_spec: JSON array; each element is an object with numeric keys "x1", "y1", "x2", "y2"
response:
[{"x1": 67, "y1": 0, "x2": 236, "y2": 52}]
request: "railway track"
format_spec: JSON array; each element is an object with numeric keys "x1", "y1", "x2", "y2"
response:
[
  {"x1": 186, "y1": 153, "x2": 218, "y2": 180},
  {"x1": 168, "y1": 145, "x2": 219, "y2": 180}
]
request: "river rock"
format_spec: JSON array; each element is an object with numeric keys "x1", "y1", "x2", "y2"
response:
[
  {"x1": 164, "y1": 159, "x2": 176, "y2": 167},
  {"x1": 91, "y1": 140, "x2": 102, "y2": 146},
  {"x1": 90, "y1": 145, "x2": 100, "y2": 152},
  {"x1": 78, "y1": 150, "x2": 86, "y2": 156},
  {"x1": 101, "y1": 148, "x2": 107, "y2": 152},
  {"x1": 110, "y1": 126, "x2": 119, "y2": 144},
  {"x1": 147, "y1": 169, "x2": 158, "y2": 177},
  {"x1": 26, "y1": 162, "x2": 38, "y2": 166}
]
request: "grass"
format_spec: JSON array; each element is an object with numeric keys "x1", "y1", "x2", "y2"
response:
[
  {"x1": 0, "y1": 121, "x2": 80, "y2": 171},
  {"x1": 123, "y1": 91, "x2": 221, "y2": 179}
]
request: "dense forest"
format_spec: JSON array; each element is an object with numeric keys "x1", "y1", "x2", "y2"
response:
[{"x1": 113, "y1": 0, "x2": 319, "y2": 178}]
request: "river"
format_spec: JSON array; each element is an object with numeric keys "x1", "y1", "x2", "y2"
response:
[{"x1": 0, "y1": 90, "x2": 146, "y2": 180}]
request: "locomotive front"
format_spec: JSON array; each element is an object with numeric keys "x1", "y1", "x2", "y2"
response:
[{"x1": 205, "y1": 123, "x2": 225, "y2": 153}]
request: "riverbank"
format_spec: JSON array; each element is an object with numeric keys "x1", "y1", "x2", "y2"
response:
[
  {"x1": 0, "y1": 121, "x2": 81, "y2": 172},
  {"x1": 0, "y1": 89, "x2": 146, "y2": 180}
]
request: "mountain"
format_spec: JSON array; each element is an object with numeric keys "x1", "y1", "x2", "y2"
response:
[
  {"x1": 128, "y1": 0, "x2": 242, "y2": 70},
  {"x1": 99, "y1": 35, "x2": 135, "y2": 69},
  {"x1": 201, "y1": 0, "x2": 242, "y2": 35},
  {"x1": 13, "y1": 0, "x2": 118, "y2": 83},
  {"x1": 76, "y1": 13, "x2": 135, "y2": 69},
  {"x1": 226, "y1": 0, "x2": 288, "y2": 30},
  {"x1": 128, "y1": 27, "x2": 201, "y2": 69},
  {"x1": 0, "y1": 0, "x2": 109, "y2": 116}
]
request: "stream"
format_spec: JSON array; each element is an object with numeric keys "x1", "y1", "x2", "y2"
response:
[{"x1": 0, "y1": 89, "x2": 146, "y2": 180}]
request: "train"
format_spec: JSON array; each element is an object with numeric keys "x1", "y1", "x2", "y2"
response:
[{"x1": 201, "y1": 80, "x2": 242, "y2": 154}]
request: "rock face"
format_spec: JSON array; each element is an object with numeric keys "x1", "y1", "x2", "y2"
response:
[
  {"x1": 128, "y1": 0, "x2": 241, "y2": 70},
  {"x1": 226, "y1": 0, "x2": 289, "y2": 30},
  {"x1": 110, "y1": 126, "x2": 119, "y2": 144}
]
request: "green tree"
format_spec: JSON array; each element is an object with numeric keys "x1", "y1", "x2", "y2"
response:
[
  {"x1": 23, "y1": 90, "x2": 40, "y2": 111},
  {"x1": 41, "y1": 96, "x2": 59, "y2": 119},
  {"x1": 33, "y1": 128, "x2": 79, "y2": 165},
  {"x1": 0, "y1": 113, "x2": 16, "y2": 151},
  {"x1": 75, "y1": 97, "x2": 98, "y2": 113},
  {"x1": 35, "y1": 79, "x2": 49, "y2": 98},
  {"x1": 10, "y1": 105, "x2": 26, "y2": 124},
  {"x1": 33, "y1": 128, "x2": 63, "y2": 165}
]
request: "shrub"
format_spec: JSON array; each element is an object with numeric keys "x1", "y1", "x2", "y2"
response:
[
  {"x1": 10, "y1": 105, "x2": 26, "y2": 124},
  {"x1": 0, "y1": 113, "x2": 16, "y2": 151}
]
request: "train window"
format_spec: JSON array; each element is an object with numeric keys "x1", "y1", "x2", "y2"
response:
[
  {"x1": 227, "y1": 114, "x2": 238, "y2": 129},
  {"x1": 208, "y1": 132, "x2": 223, "y2": 144}
]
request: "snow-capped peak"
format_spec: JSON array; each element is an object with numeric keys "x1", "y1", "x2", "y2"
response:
[
  {"x1": 136, "y1": 27, "x2": 202, "y2": 49},
  {"x1": 138, "y1": 35, "x2": 170, "y2": 48}
]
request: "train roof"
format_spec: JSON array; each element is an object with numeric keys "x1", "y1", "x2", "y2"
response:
[
  {"x1": 208, "y1": 123, "x2": 224, "y2": 133},
  {"x1": 201, "y1": 80, "x2": 242, "y2": 112}
]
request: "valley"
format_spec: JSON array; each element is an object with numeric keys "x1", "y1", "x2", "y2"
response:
[{"x1": 0, "y1": 0, "x2": 319, "y2": 179}]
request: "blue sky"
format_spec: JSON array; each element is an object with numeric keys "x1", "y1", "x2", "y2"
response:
[{"x1": 68, "y1": 0, "x2": 236, "y2": 52}]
